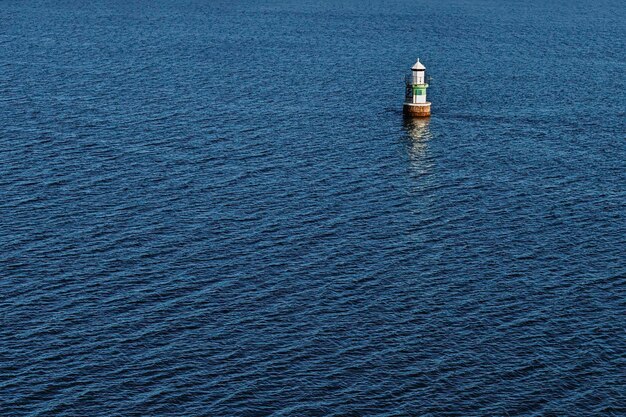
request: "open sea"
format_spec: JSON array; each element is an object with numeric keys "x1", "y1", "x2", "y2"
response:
[{"x1": 1, "y1": 0, "x2": 625, "y2": 415}]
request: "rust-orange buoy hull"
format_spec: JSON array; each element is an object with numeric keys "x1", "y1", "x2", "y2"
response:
[{"x1": 403, "y1": 103, "x2": 431, "y2": 117}]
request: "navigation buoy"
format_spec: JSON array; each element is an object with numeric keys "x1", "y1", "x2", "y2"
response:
[{"x1": 403, "y1": 58, "x2": 431, "y2": 117}]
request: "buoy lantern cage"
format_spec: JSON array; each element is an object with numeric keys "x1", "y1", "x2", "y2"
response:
[{"x1": 403, "y1": 58, "x2": 431, "y2": 117}]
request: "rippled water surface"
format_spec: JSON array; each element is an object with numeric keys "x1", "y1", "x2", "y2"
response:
[{"x1": 1, "y1": 0, "x2": 625, "y2": 415}]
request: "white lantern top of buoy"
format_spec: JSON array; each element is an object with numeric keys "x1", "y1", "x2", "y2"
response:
[{"x1": 412, "y1": 59, "x2": 426, "y2": 71}]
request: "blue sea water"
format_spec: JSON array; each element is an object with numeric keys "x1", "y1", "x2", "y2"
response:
[{"x1": 1, "y1": 0, "x2": 625, "y2": 415}]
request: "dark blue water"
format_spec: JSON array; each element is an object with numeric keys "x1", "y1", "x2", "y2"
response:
[{"x1": 1, "y1": 0, "x2": 625, "y2": 415}]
